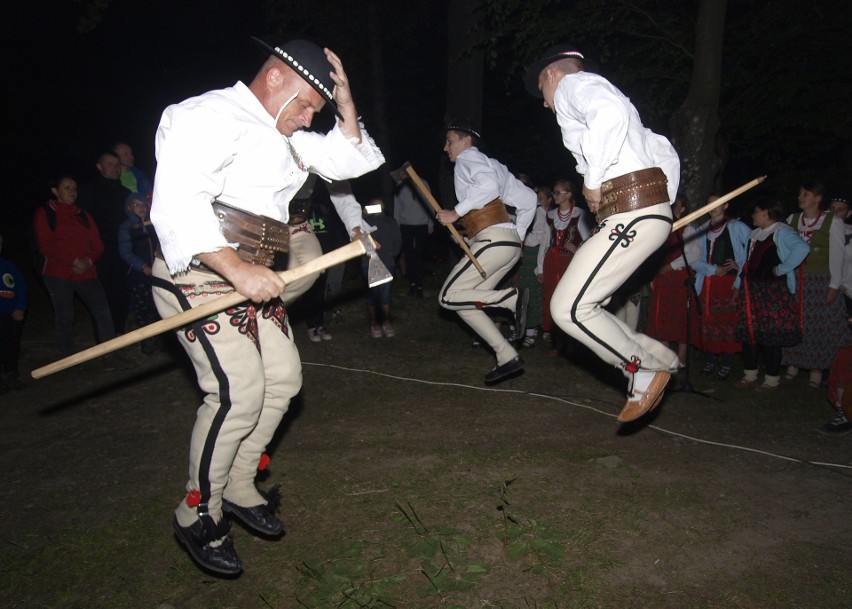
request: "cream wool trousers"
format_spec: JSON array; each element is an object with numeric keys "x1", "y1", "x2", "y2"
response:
[
  {"x1": 152, "y1": 258, "x2": 303, "y2": 527},
  {"x1": 439, "y1": 226, "x2": 522, "y2": 366},
  {"x1": 551, "y1": 203, "x2": 679, "y2": 375}
]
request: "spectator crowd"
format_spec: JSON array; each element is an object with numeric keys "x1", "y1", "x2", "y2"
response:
[{"x1": 3, "y1": 143, "x2": 851, "y2": 434}]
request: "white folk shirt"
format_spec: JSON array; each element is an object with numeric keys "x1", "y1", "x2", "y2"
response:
[
  {"x1": 841, "y1": 222, "x2": 852, "y2": 297},
  {"x1": 452, "y1": 147, "x2": 537, "y2": 241},
  {"x1": 552, "y1": 71, "x2": 680, "y2": 204},
  {"x1": 327, "y1": 180, "x2": 376, "y2": 236},
  {"x1": 151, "y1": 81, "x2": 385, "y2": 274}
]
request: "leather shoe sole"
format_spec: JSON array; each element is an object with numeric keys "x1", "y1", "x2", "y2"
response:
[
  {"x1": 617, "y1": 370, "x2": 671, "y2": 423},
  {"x1": 484, "y1": 356, "x2": 524, "y2": 385},
  {"x1": 173, "y1": 516, "x2": 242, "y2": 575},
  {"x1": 222, "y1": 498, "x2": 284, "y2": 536}
]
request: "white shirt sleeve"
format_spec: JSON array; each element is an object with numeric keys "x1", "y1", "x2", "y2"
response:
[
  {"x1": 292, "y1": 121, "x2": 385, "y2": 182},
  {"x1": 327, "y1": 180, "x2": 374, "y2": 235},
  {"x1": 453, "y1": 150, "x2": 501, "y2": 217},
  {"x1": 151, "y1": 103, "x2": 238, "y2": 273},
  {"x1": 559, "y1": 79, "x2": 630, "y2": 190},
  {"x1": 512, "y1": 192, "x2": 537, "y2": 243}
]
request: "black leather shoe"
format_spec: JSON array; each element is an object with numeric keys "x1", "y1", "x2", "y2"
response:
[
  {"x1": 173, "y1": 515, "x2": 242, "y2": 576},
  {"x1": 222, "y1": 485, "x2": 284, "y2": 536},
  {"x1": 514, "y1": 288, "x2": 529, "y2": 344},
  {"x1": 484, "y1": 356, "x2": 524, "y2": 385}
]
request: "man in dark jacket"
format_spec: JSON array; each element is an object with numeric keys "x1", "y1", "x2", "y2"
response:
[{"x1": 78, "y1": 151, "x2": 132, "y2": 334}]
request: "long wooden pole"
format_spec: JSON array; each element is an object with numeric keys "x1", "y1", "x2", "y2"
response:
[
  {"x1": 672, "y1": 176, "x2": 766, "y2": 232},
  {"x1": 404, "y1": 164, "x2": 487, "y2": 278},
  {"x1": 31, "y1": 238, "x2": 372, "y2": 379}
]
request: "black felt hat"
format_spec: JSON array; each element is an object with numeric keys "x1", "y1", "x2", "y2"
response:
[
  {"x1": 523, "y1": 44, "x2": 586, "y2": 98},
  {"x1": 445, "y1": 119, "x2": 482, "y2": 140},
  {"x1": 251, "y1": 36, "x2": 341, "y2": 118}
]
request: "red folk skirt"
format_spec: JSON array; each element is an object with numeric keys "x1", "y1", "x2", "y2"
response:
[
  {"x1": 692, "y1": 274, "x2": 741, "y2": 354},
  {"x1": 645, "y1": 268, "x2": 694, "y2": 344},
  {"x1": 542, "y1": 248, "x2": 574, "y2": 333},
  {"x1": 827, "y1": 344, "x2": 852, "y2": 409}
]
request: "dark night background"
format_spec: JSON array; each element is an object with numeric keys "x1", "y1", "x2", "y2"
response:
[
  {"x1": 6, "y1": 0, "x2": 451, "y2": 232},
  {"x1": 4, "y1": 0, "x2": 852, "y2": 258}
]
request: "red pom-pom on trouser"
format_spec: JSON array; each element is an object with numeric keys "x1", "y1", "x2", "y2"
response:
[
  {"x1": 258, "y1": 453, "x2": 271, "y2": 471},
  {"x1": 185, "y1": 489, "x2": 201, "y2": 507}
]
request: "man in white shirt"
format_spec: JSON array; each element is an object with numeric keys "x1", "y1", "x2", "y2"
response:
[
  {"x1": 525, "y1": 44, "x2": 681, "y2": 424},
  {"x1": 150, "y1": 37, "x2": 384, "y2": 575},
  {"x1": 437, "y1": 120, "x2": 537, "y2": 384}
]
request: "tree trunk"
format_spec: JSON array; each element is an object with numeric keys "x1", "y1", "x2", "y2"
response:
[
  {"x1": 669, "y1": 0, "x2": 728, "y2": 210},
  {"x1": 366, "y1": 3, "x2": 394, "y2": 207},
  {"x1": 440, "y1": 0, "x2": 485, "y2": 210}
]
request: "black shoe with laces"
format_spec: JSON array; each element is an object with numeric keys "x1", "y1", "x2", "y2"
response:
[
  {"x1": 222, "y1": 485, "x2": 284, "y2": 536},
  {"x1": 173, "y1": 515, "x2": 242, "y2": 575}
]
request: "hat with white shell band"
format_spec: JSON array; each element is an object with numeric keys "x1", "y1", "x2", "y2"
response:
[{"x1": 251, "y1": 36, "x2": 342, "y2": 118}]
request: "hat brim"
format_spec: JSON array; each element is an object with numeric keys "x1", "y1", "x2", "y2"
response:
[
  {"x1": 251, "y1": 37, "x2": 342, "y2": 119},
  {"x1": 524, "y1": 56, "x2": 561, "y2": 98},
  {"x1": 523, "y1": 54, "x2": 597, "y2": 97}
]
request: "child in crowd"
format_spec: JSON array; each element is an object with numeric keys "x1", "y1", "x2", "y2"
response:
[
  {"x1": 118, "y1": 192, "x2": 161, "y2": 354},
  {"x1": 0, "y1": 232, "x2": 28, "y2": 392},
  {"x1": 362, "y1": 198, "x2": 401, "y2": 337}
]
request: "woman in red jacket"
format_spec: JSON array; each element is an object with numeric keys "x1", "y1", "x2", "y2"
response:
[{"x1": 34, "y1": 175, "x2": 116, "y2": 356}]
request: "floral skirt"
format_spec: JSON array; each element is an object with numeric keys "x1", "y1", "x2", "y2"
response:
[
  {"x1": 782, "y1": 271, "x2": 852, "y2": 369},
  {"x1": 736, "y1": 278, "x2": 801, "y2": 347}
]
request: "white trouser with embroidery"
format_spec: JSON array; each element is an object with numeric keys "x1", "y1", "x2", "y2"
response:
[
  {"x1": 551, "y1": 203, "x2": 679, "y2": 375},
  {"x1": 439, "y1": 226, "x2": 522, "y2": 366},
  {"x1": 152, "y1": 258, "x2": 303, "y2": 527}
]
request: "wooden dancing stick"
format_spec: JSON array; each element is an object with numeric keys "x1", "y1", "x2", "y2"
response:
[
  {"x1": 672, "y1": 176, "x2": 766, "y2": 232},
  {"x1": 31, "y1": 237, "x2": 378, "y2": 379}
]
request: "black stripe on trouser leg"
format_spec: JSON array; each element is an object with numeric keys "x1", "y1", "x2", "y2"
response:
[
  {"x1": 151, "y1": 276, "x2": 233, "y2": 516},
  {"x1": 439, "y1": 239, "x2": 521, "y2": 308},
  {"x1": 569, "y1": 214, "x2": 672, "y2": 364}
]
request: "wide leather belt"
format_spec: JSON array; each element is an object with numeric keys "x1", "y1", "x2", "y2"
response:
[
  {"x1": 461, "y1": 198, "x2": 512, "y2": 237},
  {"x1": 210, "y1": 200, "x2": 289, "y2": 267},
  {"x1": 596, "y1": 167, "x2": 669, "y2": 223}
]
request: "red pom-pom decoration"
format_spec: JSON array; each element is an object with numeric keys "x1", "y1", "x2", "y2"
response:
[
  {"x1": 623, "y1": 357, "x2": 641, "y2": 374},
  {"x1": 185, "y1": 489, "x2": 201, "y2": 507},
  {"x1": 257, "y1": 453, "x2": 271, "y2": 471}
]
